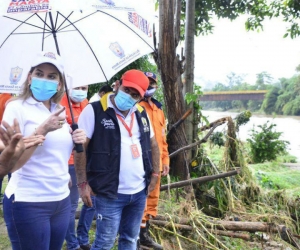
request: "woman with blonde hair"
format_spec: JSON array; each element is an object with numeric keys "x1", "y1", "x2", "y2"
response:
[{"x1": 2, "y1": 51, "x2": 86, "y2": 250}]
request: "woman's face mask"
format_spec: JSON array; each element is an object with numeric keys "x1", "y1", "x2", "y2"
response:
[
  {"x1": 30, "y1": 77, "x2": 58, "y2": 101},
  {"x1": 70, "y1": 89, "x2": 88, "y2": 103}
]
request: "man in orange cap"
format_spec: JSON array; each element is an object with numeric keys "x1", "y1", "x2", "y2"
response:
[
  {"x1": 74, "y1": 69, "x2": 160, "y2": 250},
  {"x1": 139, "y1": 72, "x2": 169, "y2": 249}
]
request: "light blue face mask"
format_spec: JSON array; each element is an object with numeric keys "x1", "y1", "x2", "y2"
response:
[
  {"x1": 70, "y1": 89, "x2": 87, "y2": 103},
  {"x1": 30, "y1": 77, "x2": 58, "y2": 101},
  {"x1": 114, "y1": 89, "x2": 138, "y2": 111},
  {"x1": 144, "y1": 87, "x2": 157, "y2": 98}
]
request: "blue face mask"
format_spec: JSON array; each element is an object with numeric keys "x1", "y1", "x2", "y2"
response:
[
  {"x1": 114, "y1": 89, "x2": 138, "y2": 111},
  {"x1": 30, "y1": 77, "x2": 58, "y2": 101},
  {"x1": 70, "y1": 89, "x2": 87, "y2": 103},
  {"x1": 144, "y1": 87, "x2": 156, "y2": 98}
]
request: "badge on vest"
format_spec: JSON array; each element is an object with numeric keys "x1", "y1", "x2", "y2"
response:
[
  {"x1": 141, "y1": 117, "x2": 150, "y2": 132},
  {"x1": 101, "y1": 118, "x2": 115, "y2": 129}
]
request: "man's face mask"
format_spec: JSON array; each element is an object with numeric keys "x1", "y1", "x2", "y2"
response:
[
  {"x1": 114, "y1": 89, "x2": 138, "y2": 111},
  {"x1": 70, "y1": 89, "x2": 87, "y2": 103},
  {"x1": 144, "y1": 86, "x2": 157, "y2": 98}
]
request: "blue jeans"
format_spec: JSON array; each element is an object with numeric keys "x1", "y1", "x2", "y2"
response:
[
  {"x1": 65, "y1": 165, "x2": 80, "y2": 250},
  {"x1": 77, "y1": 195, "x2": 96, "y2": 245},
  {"x1": 3, "y1": 194, "x2": 71, "y2": 250},
  {"x1": 91, "y1": 189, "x2": 147, "y2": 250},
  {"x1": 0, "y1": 178, "x2": 2, "y2": 194}
]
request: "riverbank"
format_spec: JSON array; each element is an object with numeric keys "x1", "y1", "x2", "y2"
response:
[{"x1": 202, "y1": 110, "x2": 300, "y2": 161}]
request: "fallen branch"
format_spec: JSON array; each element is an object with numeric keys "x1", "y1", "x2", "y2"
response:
[
  {"x1": 160, "y1": 169, "x2": 240, "y2": 191},
  {"x1": 150, "y1": 220, "x2": 250, "y2": 241},
  {"x1": 167, "y1": 109, "x2": 192, "y2": 137},
  {"x1": 151, "y1": 219, "x2": 193, "y2": 230},
  {"x1": 199, "y1": 117, "x2": 229, "y2": 132},
  {"x1": 214, "y1": 229, "x2": 251, "y2": 241},
  {"x1": 169, "y1": 121, "x2": 222, "y2": 158},
  {"x1": 151, "y1": 216, "x2": 300, "y2": 249}
]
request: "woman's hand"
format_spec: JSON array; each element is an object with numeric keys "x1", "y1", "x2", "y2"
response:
[
  {"x1": 23, "y1": 134, "x2": 45, "y2": 149},
  {"x1": 71, "y1": 129, "x2": 86, "y2": 144},
  {"x1": 37, "y1": 107, "x2": 66, "y2": 135}
]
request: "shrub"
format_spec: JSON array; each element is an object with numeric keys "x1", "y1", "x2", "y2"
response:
[{"x1": 247, "y1": 121, "x2": 289, "y2": 163}]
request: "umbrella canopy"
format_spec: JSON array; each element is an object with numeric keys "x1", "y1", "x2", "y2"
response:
[{"x1": 0, "y1": 0, "x2": 155, "y2": 93}]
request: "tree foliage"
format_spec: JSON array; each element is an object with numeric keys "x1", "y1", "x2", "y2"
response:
[
  {"x1": 262, "y1": 73, "x2": 300, "y2": 115},
  {"x1": 247, "y1": 121, "x2": 289, "y2": 163},
  {"x1": 180, "y1": 0, "x2": 300, "y2": 39}
]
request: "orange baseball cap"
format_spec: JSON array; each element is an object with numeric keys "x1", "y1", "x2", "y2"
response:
[{"x1": 121, "y1": 69, "x2": 149, "y2": 97}]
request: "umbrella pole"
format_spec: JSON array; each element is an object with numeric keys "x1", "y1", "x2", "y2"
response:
[{"x1": 49, "y1": 12, "x2": 83, "y2": 153}]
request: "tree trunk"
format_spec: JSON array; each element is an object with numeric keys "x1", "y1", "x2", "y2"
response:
[
  {"x1": 157, "y1": 0, "x2": 188, "y2": 179},
  {"x1": 183, "y1": 0, "x2": 196, "y2": 162}
]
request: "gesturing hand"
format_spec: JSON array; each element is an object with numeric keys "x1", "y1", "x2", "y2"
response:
[
  {"x1": 0, "y1": 119, "x2": 25, "y2": 156},
  {"x1": 23, "y1": 134, "x2": 45, "y2": 149},
  {"x1": 37, "y1": 107, "x2": 66, "y2": 135}
]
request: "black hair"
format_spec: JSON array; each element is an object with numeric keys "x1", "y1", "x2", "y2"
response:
[{"x1": 99, "y1": 85, "x2": 113, "y2": 94}]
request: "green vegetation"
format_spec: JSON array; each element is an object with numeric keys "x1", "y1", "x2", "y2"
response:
[
  {"x1": 247, "y1": 121, "x2": 289, "y2": 163},
  {"x1": 249, "y1": 162, "x2": 300, "y2": 197}
]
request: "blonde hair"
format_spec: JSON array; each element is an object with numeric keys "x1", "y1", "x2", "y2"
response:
[{"x1": 10, "y1": 65, "x2": 65, "y2": 104}]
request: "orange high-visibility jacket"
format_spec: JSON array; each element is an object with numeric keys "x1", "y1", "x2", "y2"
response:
[
  {"x1": 60, "y1": 93, "x2": 88, "y2": 165},
  {"x1": 0, "y1": 93, "x2": 12, "y2": 122},
  {"x1": 140, "y1": 98, "x2": 169, "y2": 171}
]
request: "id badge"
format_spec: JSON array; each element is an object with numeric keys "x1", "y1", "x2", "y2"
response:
[{"x1": 130, "y1": 144, "x2": 140, "y2": 159}]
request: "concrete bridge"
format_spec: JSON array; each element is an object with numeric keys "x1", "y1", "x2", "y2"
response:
[{"x1": 199, "y1": 90, "x2": 268, "y2": 102}]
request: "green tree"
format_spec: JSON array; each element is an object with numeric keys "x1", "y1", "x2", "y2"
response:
[
  {"x1": 247, "y1": 121, "x2": 289, "y2": 163},
  {"x1": 261, "y1": 86, "x2": 280, "y2": 114},
  {"x1": 157, "y1": 0, "x2": 300, "y2": 178},
  {"x1": 255, "y1": 71, "x2": 273, "y2": 90},
  {"x1": 272, "y1": 73, "x2": 300, "y2": 115}
]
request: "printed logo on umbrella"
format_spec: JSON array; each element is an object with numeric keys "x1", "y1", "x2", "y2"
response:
[
  {"x1": 99, "y1": 0, "x2": 115, "y2": 6},
  {"x1": 109, "y1": 42, "x2": 125, "y2": 58},
  {"x1": 9, "y1": 67, "x2": 23, "y2": 85},
  {"x1": 128, "y1": 12, "x2": 152, "y2": 38},
  {"x1": 7, "y1": 0, "x2": 49, "y2": 13}
]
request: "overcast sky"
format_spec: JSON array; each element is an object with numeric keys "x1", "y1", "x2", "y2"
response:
[{"x1": 192, "y1": 16, "x2": 300, "y2": 87}]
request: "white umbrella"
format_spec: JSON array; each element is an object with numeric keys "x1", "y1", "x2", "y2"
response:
[
  {"x1": 0, "y1": 0, "x2": 155, "y2": 151},
  {"x1": 0, "y1": 0, "x2": 155, "y2": 93}
]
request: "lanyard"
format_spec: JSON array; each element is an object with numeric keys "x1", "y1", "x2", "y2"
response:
[{"x1": 116, "y1": 113, "x2": 135, "y2": 137}]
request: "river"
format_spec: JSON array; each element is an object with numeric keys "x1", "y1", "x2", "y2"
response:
[{"x1": 201, "y1": 110, "x2": 300, "y2": 160}]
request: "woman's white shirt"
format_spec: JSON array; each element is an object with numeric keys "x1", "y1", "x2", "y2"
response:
[{"x1": 3, "y1": 97, "x2": 73, "y2": 202}]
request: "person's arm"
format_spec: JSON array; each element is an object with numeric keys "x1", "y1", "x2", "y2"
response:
[
  {"x1": 74, "y1": 104, "x2": 95, "y2": 207},
  {"x1": 0, "y1": 119, "x2": 45, "y2": 177},
  {"x1": 74, "y1": 138, "x2": 94, "y2": 207},
  {"x1": 148, "y1": 137, "x2": 160, "y2": 193},
  {"x1": 11, "y1": 107, "x2": 67, "y2": 170}
]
